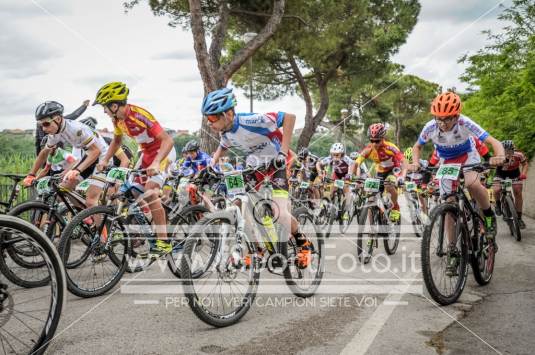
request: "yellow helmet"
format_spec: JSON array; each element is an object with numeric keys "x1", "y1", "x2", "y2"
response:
[
  {"x1": 404, "y1": 147, "x2": 413, "y2": 162},
  {"x1": 93, "y1": 82, "x2": 129, "y2": 106}
]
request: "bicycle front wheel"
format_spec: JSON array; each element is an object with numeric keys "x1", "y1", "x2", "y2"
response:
[
  {"x1": 421, "y1": 203, "x2": 468, "y2": 305},
  {"x1": 181, "y1": 212, "x2": 259, "y2": 328},
  {"x1": 58, "y1": 206, "x2": 128, "y2": 298},
  {"x1": 504, "y1": 195, "x2": 521, "y2": 241},
  {"x1": 0, "y1": 215, "x2": 65, "y2": 355},
  {"x1": 283, "y1": 207, "x2": 324, "y2": 298},
  {"x1": 357, "y1": 206, "x2": 376, "y2": 264}
]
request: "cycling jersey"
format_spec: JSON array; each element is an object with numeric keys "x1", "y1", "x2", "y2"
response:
[
  {"x1": 72, "y1": 134, "x2": 132, "y2": 168},
  {"x1": 181, "y1": 151, "x2": 211, "y2": 175},
  {"x1": 46, "y1": 119, "x2": 108, "y2": 160},
  {"x1": 418, "y1": 115, "x2": 489, "y2": 160},
  {"x1": 429, "y1": 136, "x2": 489, "y2": 166},
  {"x1": 319, "y1": 156, "x2": 354, "y2": 178},
  {"x1": 46, "y1": 148, "x2": 76, "y2": 173},
  {"x1": 498, "y1": 151, "x2": 527, "y2": 173},
  {"x1": 220, "y1": 112, "x2": 285, "y2": 167},
  {"x1": 113, "y1": 104, "x2": 164, "y2": 165},
  {"x1": 356, "y1": 140, "x2": 403, "y2": 173}
]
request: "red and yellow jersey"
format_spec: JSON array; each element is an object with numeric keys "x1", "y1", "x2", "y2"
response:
[
  {"x1": 356, "y1": 140, "x2": 404, "y2": 173},
  {"x1": 113, "y1": 104, "x2": 164, "y2": 154}
]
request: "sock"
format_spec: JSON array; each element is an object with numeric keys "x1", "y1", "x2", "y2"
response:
[
  {"x1": 518, "y1": 212, "x2": 522, "y2": 219},
  {"x1": 393, "y1": 203, "x2": 400, "y2": 210}
]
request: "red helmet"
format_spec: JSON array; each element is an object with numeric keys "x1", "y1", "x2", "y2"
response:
[
  {"x1": 368, "y1": 123, "x2": 386, "y2": 139},
  {"x1": 431, "y1": 92, "x2": 462, "y2": 117}
]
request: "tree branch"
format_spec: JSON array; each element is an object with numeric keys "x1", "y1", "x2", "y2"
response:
[
  {"x1": 188, "y1": 0, "x2": 217, "y2": 91},
  {"x1": 229, "y1": 8, "x2": 307, "y2": 26},
  {"x1": 222, "y1": 0, "x2": 286, "y2": 83},
  {"x1": 209, "y1": 1, "x2": 229, "y2": 73}
]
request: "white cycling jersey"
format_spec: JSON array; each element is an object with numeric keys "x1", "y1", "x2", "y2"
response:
[
  {"x1": 418, "y1": 115, "x2": 489, "y2": 160},
  {"x1": 220, "y1": 112, "x2": 285, "y2": 167},
  {"x1": 46, "y1": 119, "x2": 108, "y2": 159}
]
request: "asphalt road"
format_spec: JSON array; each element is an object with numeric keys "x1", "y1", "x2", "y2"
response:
[{"x1": 18, "y1": 198, "x2": 535, "y2": 354}]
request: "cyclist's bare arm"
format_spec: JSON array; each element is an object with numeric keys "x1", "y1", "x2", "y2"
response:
[
  {"x1": 280, "y1": 113, "x2": 296, "y2": 155},
  {"x1": 211, "y1": 146, "x2": 227, "y2": 168},
  {"x1": 115, "y1": 148, "x2": 130, "y2": 168},
  {"x1": 411, "y1": 143, "x2": 424, "y2": 171},
  {"x1": 483, "y1": 135, "x2": 505, "y2": 165},
  {"x1": 102, "y1": 134, "x2": 123, "y2": 166},
  {"x1": 74, "y1": 144, "x2": 100, "y2": 173},
  {"x1": 151, "y1": 130, "x2": 174, "y2": 167}
]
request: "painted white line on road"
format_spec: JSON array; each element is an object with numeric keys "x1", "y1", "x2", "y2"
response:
[
  {"x1": 133, "y1": 300, "x2": 160, "y2": 305},
  {"x1": 340, "y1": 274, "x2": 415, "y2": 355},
  {"x1": 382, "y1": 300, "x2": 408, "y2": 306}
]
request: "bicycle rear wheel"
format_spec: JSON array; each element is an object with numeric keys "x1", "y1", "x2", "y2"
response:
[
  {"x1": 421, "y1": 203, "x2": 468, "y2": 305},
  {"x1": 181, "y1": 212, "x2": 259, "y2": 327},
  {"x1": 283, "y1": 207, "x2": 324, "y2": 298},
  {"x1": 471, "y1": 215, "x2": 495, "y2": 285},
  {"x1": 0, "y1": 215, "x2": 65, "y2": 355}
]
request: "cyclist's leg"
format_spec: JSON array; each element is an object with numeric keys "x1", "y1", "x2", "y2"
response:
[
  {"x1": 492, "y1": 176, "x2": 503, "y2": 214},
  {"x1": 512, "y1": 181, "x2": 523, "y2": 215}
]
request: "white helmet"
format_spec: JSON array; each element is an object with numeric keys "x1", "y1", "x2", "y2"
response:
[
  {"x1": 330, "y1": 142, "x2": 345, "y2": 154},
  {"x1": 349, "y1": 151, "x2": 360, "y2": 160}
]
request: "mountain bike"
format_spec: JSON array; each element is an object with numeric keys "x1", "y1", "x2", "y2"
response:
[
  {"x1": 356, "y1": 176, "x2": 400, "y2": 264},
  {"x1": 180, "y1": 163, "x2": 324, "y2": 327},
  {"x1": 0, "y1": 174, "x2": 27, "y2": 214},
  {"x1": 493, "y1": 177, "x2": 522, "y2": 241},
  {"x1": 0, "y1": 215, "x2": 65, "y2": 355},
  {"x1": 421, "y1": 163, "x2": 496, "y2": 305}
]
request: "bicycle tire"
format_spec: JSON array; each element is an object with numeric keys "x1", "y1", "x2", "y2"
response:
[
  {"x1": 357, "y1": 206, "x2": 375, "y2": 264},
  {"x1": 421, "y1": 203, "x2": 468, "y2": 305},
  {"x1": 58, "y1": 206, "x2": 127, "y2": 298},
  {"x1": 0, "y1": 215, "x2": 65, "y2": 355},
  {"x1": 181, "y1": 212, "x2": 259, "y2": 327},
  {"x1": 283, "y1": 207, "x2": 324, "y2": 298},
  {"x1": 504, "y1": 195, "x2": 521, "y2": 241},
  {"x1": 166, "y1": 204, "x2": 211, "y2": 278}
]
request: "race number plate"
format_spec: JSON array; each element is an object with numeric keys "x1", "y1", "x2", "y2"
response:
[
  {"x1": 436, "y1": 164, "x2": 461, "y2": 180},
  {"x1": 405, "y1": 181, "x2": 417, "y2": 192},
  {"x1": 504, "y1": 178, "x2": 513, "y2": 191},
  {"x1": 106, "y1": 167, "x2": 129, "y2": 183},
  {"x1": 300, "y1": 181, "x2": 310, "y2": 189},
  {"x1": 75, "y1": 180, "x2": 90, "y2": 193},
  {"x1": 334, "y1": 179, "x2": 345, "y2": 189},
  {"x1": 364, "y1": 178, "x2": 380, "y2": 192},
  {"x1": 225, "y1": 173, "x2": 246, "y2": 195},
  {"x1": 36, "y1": 177, "x2": 52, "y2": 195}
]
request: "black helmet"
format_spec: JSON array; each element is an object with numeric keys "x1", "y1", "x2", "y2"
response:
[
  {"x1": 79, "y1": 117, "x2": 98, "y2": 130},
  {"x1": 184, "y1": 140, "x2": 200, "y2": 152},
  {"x1": 298, "y1": 147, "x2": 310, "y2": 159},
  {"x1": 35, "y1": 101, "x2": 64, "y2": 120},
  {"x1": 502, "y1": 140, "x2": 515, "y2": 151}
]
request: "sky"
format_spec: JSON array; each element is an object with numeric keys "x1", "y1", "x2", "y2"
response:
[{"x1": 0, "y1": 0, "x2": 512, "y2": 132}]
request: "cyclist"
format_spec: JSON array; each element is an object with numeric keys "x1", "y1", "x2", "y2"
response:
[
  {"x1": 35, "y1": 99, "x2": 90, "y2": 156},
  {"x1": 93, "y1": 82, "x2": 176, "y2": 257},
  {"x1": 409, "y1": 92, "x2": 505, "y2": 275},
  {"x1": 316, "y1": 143, "x2": 355, "y2": 221},
  {"x1": 24, "y1": 101, "x2": 108, "y2": 208},
  {"x1": 493, "y1": 140, "x2": 528, "y2": 228},
  {"x1": 354, "y1": 123, "x2": 406, "y2": 222},
  {"x1": 403, "y1": 147, "x2": 432, "y2": 215},
  {"x1": 292, "y1": 147, "x2": 321, "y2": 205},
  {"x1": 202, "y1": 87, "x2": 311, "y2": 265},
  {"x1": 180, "y1": 140, "x2": 211, "y2": 176}
]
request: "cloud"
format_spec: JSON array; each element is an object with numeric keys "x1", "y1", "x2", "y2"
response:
[
  {"x1": 74, "y1": 74, "x2": 141, "y2": 88},
  {"x1": 152, "y1": 49, "x2": 195, "y2": 61},
  {"x1": 0, "y1": 0, "x2": 72, "y2": 19},
  {"x1": 0, "y1": 88, "x2": 37, "y2": 117},
  {"x1": 0, "y1": 24, "x2": 61, "y2": 79},
  {"x1": 171, "y1": 72, "x2": 201, "y2": 83},
  {"x1": 419, "y1": 0, "x2": 511, "y2": 24}
]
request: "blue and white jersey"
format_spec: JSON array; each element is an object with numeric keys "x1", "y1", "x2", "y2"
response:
[
  {"x1": 418, "y1": 115, "x2": 489, "y2": 160},
  {"x1": 220, "y1": 112, "x2": 285, "y2": 167},
  {"x1": 180, "y1": 151, "x2": 211, "y2": 175}
]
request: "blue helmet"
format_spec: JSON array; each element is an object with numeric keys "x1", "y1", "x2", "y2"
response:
[{"x1": 201, "y1": 88, "x2": 237, "y2": 115}]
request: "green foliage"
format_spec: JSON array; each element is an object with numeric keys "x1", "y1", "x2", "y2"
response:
[
  {"x1": 460, "y1": 0, "x2": 535, "y2": 158},
  {"x1": 173, "y1": 132, "x2": 200, "y2": 155},
  {"x1": 0, "y1": 133, "x2": 35, "y2": 157}
]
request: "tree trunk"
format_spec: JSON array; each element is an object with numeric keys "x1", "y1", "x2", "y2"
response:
[
  {"x1": 298, "y1": 75, "x2": 330, "y2": 148},
  {"x1": 395, "y1": 115, "x2": 401, "y2": 147}
]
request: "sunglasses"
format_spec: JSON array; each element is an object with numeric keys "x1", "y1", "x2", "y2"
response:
[
  {"x1": 206, "y1": 113, "x2": 223, "y2": 123},
  {"x1": 435, "y1": 116, "x2": 457, "y2": 124},
  {"x1": 370, "y1": 139, "x2": 381, "y2": 143},
  {"x1": 38, "y1": 119, "x2": 54, "y2": 127}
]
